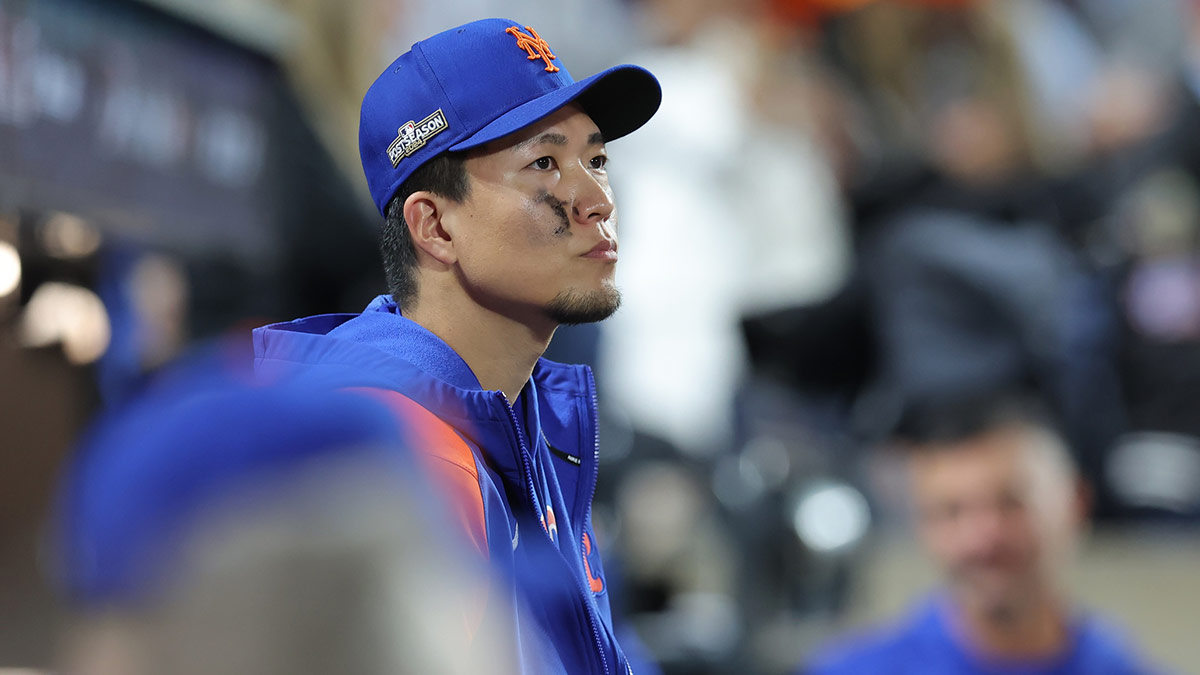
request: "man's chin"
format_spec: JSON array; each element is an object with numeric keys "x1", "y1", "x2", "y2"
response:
[
  {"x1": 544, "y1": 286, "x2": 622, "y2": 326},
  {"x1": 955, "y1": 574, "x2": 1034, "y2": 620}
]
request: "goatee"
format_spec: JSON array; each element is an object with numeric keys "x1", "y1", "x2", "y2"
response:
[{"x1": 545, "y1": 285, "x2": 622, "y2": 325}]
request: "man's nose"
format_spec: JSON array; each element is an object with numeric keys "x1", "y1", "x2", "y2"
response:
[
  {"x1": 566, "y1": 164, "x2": 614, "y2": 226},
  {"x1": 961, "y1": 504, "x2": 1007, "y2": 551}
]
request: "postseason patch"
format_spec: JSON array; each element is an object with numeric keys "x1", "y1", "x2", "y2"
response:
[{"x1": 387, "y1": 109, "x2": 448, "y2": 167}]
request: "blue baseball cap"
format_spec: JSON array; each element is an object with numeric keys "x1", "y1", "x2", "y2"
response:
[
  {"x1": 55, "y1": 355, "x2": 419, "y2": 606},
  {"x1": 359, "y1": 18, "x2": 662, "y2": 216}
]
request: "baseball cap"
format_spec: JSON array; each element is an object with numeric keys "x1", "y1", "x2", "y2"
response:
[
  {"x1": 55, "y1": 353, "x2": 420, "y2": 606},
  {"x1": 359, "y1": 18, "x2": 662, "y2": 216}
]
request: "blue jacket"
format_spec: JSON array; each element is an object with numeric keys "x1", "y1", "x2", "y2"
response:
[
  {"x1": 806, "y1": 594, "x2": 1161, "y2": 675},
  {"x1": 253, "y1": 295, "x2": 630, "y2": 675}
]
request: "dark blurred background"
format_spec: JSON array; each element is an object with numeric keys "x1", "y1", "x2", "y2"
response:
[{"x1": 2, "y1": 0, "x2": 1199, "y2": 672}]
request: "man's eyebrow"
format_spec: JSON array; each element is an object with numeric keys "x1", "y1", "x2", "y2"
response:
[
  {"x1": 515, "y1": 132, "x2": 568, "y2": 152},
  {"x1": 513, "y1": 131, "x2": 607, "y2": 152}
]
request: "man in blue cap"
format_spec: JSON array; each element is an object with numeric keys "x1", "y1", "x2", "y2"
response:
[{"x1": 254, "y1": 18, "x2": 662, "y2": 674}]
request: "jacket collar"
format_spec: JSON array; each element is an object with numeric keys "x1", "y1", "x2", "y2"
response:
[
  {"x1": 331, "y1": 295, "x2": 485, "y2": 392},
  {"x1": 253, "y1": 295, "x2": 600, "y2": 520}
]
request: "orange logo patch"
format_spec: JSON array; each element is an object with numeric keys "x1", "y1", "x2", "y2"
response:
[
  {"x1": 545, "y1": 505, "x2": 558, "y2": 543},
  {"x1": 506, "y1": 25, "x2": 559, "y2": 73},
  {"x1": 583, "y1": 532, "x2": 605, "y2": 594}
]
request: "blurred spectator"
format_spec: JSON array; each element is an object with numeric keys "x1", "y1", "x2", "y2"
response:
[
  {"x1": 804, "y1": 391, "x2": 1160, "y2": 674},
  {"x1": 600, "y1": 0, "x2": 850, "y2": 456},
  {"x1": 53, "y1": 345, "x2": 512, "y2": 675},
  {"x1": 1097, "y1": 1, "x2": 1200, "y2": 449},
  {"x1": 820, "y1": 0, "x2": 1139, "y2": 510}
]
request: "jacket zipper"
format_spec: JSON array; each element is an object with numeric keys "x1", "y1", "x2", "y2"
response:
[
  {"x1": 498, "y1": 393, "x2": 545, "y2": 537},
  {"x1": 579, "y1": 369, "x2": 612, "y2": 675},
  {"x1": 499, "y1": 388, "x2": 612, "y2": 675}
]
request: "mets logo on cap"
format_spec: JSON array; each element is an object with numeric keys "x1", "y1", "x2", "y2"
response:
[
  {"x1": 506, "y1": 25, "x2": 559, "y2": 73},
  {"x1": 387, "y1": 109, "x2": 448, "y2": 167}
]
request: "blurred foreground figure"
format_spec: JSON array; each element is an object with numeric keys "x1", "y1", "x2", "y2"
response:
[
  {"x1": 806, "y1": 392, "x2": 1159, "y2": 674},
  {"x1": 254, "y1": 17, "x2": 661, "y2": 674},
  {"x1": 54, "y1": 349, "x2": 513, "y2": 675}
]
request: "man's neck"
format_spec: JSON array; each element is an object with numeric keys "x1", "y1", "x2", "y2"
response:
[
  {"x1": 954, "y1": 591, "x2": 1071, "y2": 661},
  {"x1": 405, "y1": 291, "x2": 554, "y2": 403}
]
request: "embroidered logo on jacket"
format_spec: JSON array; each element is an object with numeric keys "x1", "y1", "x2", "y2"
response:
[
  {"x1": 544, "y1": 505, "x2": 558, "y2": 544},
  {"x1": 505, "y1": 25, "x2": 559, "y2": 73},
  {"x1": 583, "y1": 532, "x2": 605, "y2": 593},
  {"x1": 387, "y1": 109, "x2": 448, "y2": 167}
]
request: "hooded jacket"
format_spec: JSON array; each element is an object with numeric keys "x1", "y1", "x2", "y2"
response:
[{"x1": 253, "y1": 295, "x2": 629, "y2": 675}]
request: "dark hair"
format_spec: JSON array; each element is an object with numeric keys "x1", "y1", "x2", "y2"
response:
[
  {"x1": 892, "y1": 388, "x2": 1058, "y2": 447},
  {"x1": 380, "y1": 152, "x2": 470, "y2": 310}
]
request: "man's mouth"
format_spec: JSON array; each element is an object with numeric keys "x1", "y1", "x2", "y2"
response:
[{"x1": 583, "y1": 240, "x2": 617, "y2": 260}]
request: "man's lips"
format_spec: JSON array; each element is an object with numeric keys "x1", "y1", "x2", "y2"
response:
[{"x1": 582, "y1": 240, "x2": 618, "y2": 260}]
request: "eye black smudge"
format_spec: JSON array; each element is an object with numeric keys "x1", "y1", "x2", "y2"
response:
[{"x1": 535, "y1": 191, "x2": 571, "y2": 236}]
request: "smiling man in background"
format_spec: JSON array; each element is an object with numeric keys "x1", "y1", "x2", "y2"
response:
[
  {"x1": 807, "y1": 392, "x2": 1159, "y2": 674},
  {"x1": 253, "y1": 18, "x2": 660, "y2": 674}
]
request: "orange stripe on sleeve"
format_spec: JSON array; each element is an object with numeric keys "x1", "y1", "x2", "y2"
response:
[
  {"x1": 345, "y1": 387, "x2": 493, "y2": 643},
  {"x1": 344, "y1": 387, "x2": 489, "y2": 560}
]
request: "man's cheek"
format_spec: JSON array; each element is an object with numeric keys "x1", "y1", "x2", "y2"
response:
[{"x1": 534, "y1": 190, "x2": 571, "y2": 235}]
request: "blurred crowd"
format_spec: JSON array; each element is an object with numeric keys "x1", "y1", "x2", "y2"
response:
[
  {"x1": 589, "y1": 0, "x2": 1200, "y2": 668},
  {"x1": 3, "y1": 0, "x2": 1200, "y2": 673}
]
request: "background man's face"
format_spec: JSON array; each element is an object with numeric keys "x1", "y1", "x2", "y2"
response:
[
  {"x1": 443, "y1": 103, "x2": 621, "y2": 327},
  {"x1": 909, "y1": 426, "x2": 1084, "y2": 618}
]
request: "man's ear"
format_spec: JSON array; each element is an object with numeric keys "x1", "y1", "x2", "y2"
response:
[{"x1": 404, "y1": 191, "x2": 457, "y2": 265}]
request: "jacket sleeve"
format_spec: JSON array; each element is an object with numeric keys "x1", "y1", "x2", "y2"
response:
[{"x1": 343, "y1": 387, "x2": 490, "y2": 560}]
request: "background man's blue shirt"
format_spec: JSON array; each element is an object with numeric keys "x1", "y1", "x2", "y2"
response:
[{"x1": 805, "y1": 594, "x2": 1161, "y2": 675}]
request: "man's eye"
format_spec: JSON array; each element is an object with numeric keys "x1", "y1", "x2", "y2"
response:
[
  {"x1": 590, "y1": 155, "x2": 608, "y2": 171},
  {"x1": 532, "y1": 156, "x2": 556, "y2": 170}
]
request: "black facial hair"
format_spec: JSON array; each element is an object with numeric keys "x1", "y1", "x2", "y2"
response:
[
  {"x1": 532, "y1": 191, "x2": 621, "y2": 324},
  {"x1": 545, "y1": 287, "x2": 622, "y2": 325}
]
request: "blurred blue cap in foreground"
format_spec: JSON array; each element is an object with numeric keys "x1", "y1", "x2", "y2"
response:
[{"x1": 54, "y1": 345, "x2": 415, "y2": 606}]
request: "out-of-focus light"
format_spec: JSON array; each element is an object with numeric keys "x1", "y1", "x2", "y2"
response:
[
  {"x1": 19, "y1": 282, "x2": 111, "y2": 364},
  {"x1": 712, "y1": 454, "x2": 766, "y2": 510},
  {"x1": 666, "y1": 592, "x2": 740, "y2": 658},
  {"x1": 792, "y1": 482, "x2": 870, "y2": 554},
  {"x1": 1108, "y1": 433, "x2": 1200, "y2": 512},
  {"x1": 742, "y1": 436, "x2": 791, "y2": 490},
  {"x1": 40, "y1": 212, "x2": 102, "y2": 259},
  {"x1": 0, "y1": 241, "x2": 19, "y2": 298}
]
